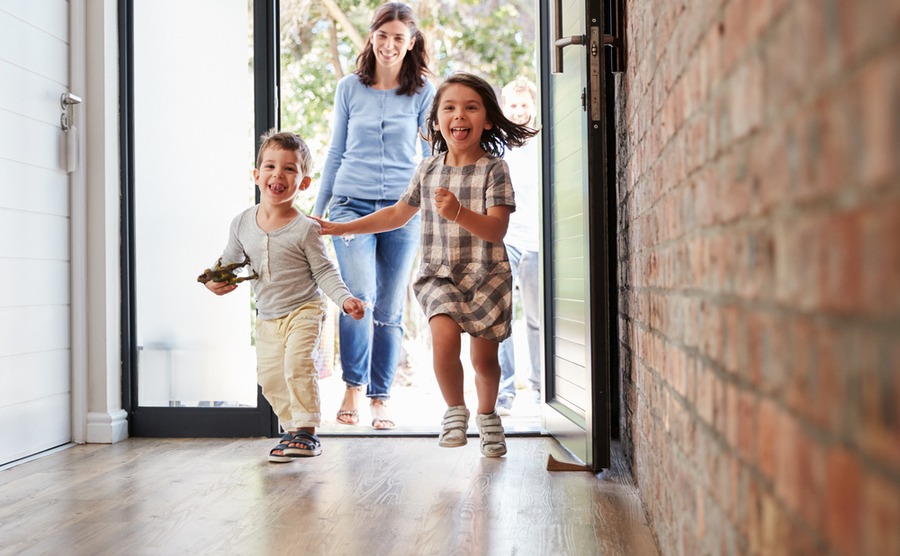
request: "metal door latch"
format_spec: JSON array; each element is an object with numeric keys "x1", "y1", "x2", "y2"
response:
[{"x1": 60, "y1": 92, "x2": 82, "y2": 131}]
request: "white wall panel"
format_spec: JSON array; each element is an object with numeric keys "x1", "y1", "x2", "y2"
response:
[
  {"x1": 0, "y1": 0, "x2": 72, "y2": 465},
  {"x1": 0, "y1": 395, "x2": 71, "y2": 464},
  {"x1": 0, "y1": 158, "x2": 69, "y2": 216},
  {"x1": 0, "y1": 209, "x2": 70, "y2": 260},
  {"x1": 0, "y1": 0, "x2": 69, "y2": 42},
  {"x1": 0, "y1": 111, "x2": 66, "y2": 172},
  {"x1": 0, "y1": 9, "x2": 68, "y2": 84},
  {"x1": 0, "y1": 59, "x2": 70, "y2": 127},
  {"x1": 0, "y1": 306, "x2": 71, "y2": 357},
  {"x1": 0, "y1": 350, "x2": 71, "y2": 407},
  {"x1": 0, "y1": 259, "x2": 71, "y2": 307}
]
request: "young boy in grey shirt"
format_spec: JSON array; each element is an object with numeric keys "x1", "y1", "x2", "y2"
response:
[{"x1": 204, "y1": 130, "x2": 365, "y2": 462}]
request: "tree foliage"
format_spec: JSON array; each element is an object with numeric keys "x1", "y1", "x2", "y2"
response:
[{"x1": 279, "y1": 0, "x2": 537, "y2": 186}]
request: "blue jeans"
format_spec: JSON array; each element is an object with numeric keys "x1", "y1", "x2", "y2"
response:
[
  {"x1": 328, "y1": 196, "x2": 420, "y2": 400},
  {"x1": 498, "y1": 245, "x2": 542, "y2": 403}
]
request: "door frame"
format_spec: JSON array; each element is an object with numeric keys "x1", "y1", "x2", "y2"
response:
[{"x1": 538, "y1": 0, "x2": 617, "y2": 472}]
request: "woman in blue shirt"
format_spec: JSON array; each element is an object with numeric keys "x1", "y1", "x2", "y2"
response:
[{"x1": 313, "y1": 2, "x2": 435, "y2": 429}]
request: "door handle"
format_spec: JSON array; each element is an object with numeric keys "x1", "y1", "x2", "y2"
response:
[
  {"x1": 554, "y1": 34, "x2": 586, "y2": 74},
  {"x1": 556, "y1": 35, "x2": 585, "y2": 48},
  {"x1": 60, "y1": 92, "x2": 82, "y2": 131},
  {"x1": 60, "y1": 92, "x2": 83, "y2": 173},
  {"x1": 552, "y1": 0, "x2": 584, "y2": 74}
]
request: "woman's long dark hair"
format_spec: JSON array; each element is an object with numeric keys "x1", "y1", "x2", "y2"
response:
[
  {"x1": 426, "y1": 72, "x2": 539, "y2": 157},
  {"x1": 355, "y1": 2, "x2": 431, "y2": 96}
]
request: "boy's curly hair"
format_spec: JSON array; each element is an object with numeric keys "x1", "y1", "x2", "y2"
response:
[{"x1": 256, "y1": 129, "x2": 312, "y2": 176}]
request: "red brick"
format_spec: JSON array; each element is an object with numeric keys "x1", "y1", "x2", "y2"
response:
[
  {"x1": 794, "y1": 96, "x2": 854, "y2": 203},
  {"x1": 727, "y1": 454, "x2": 741, "y2": 522},
  {"x1": 747, "y1": 0, "x2": 774, "y2": 41},
  {"x1": 856, "y1": 49, "x2": 898, "y2": 189},
  {"x1": 723, "y1": 304, "x2": 745, "y2": 377},
  {"x1": 746, "y1": 310, "x2": 788, "y2": 392},
  {"x1": 773, "y1": 411, "x2": 802, "y2": 509},
  {"x1": 857, "y1": 332, "x2": 900, "y2": 469},
  {"x1": 836, "y1": 0, "x2": 899, "y2": 65},
  {"x1": 760, "y1": 492, "x2": 788, "y2": 555},
  {"x1": 697, "y1": 364, "x2": 715, "y2": 425},
  {"x1": 861, "y1": 199, "x2": 900, "y2": 317},
  {"x1": 817, "y1": 209, "x2": 864, "y2": 314},
  {"x1": 861, "y1": 472, "x2": 900, "y2": 556},
  {"x1": 810, "y1": 324, "x2": 843, "y2": 434},
  {"x1": 743, "y1": 476, "x2": 764, "y2": 554},
  {"x1": 724, "y1": 381, "x2": 740, "y2": 448},
  {"x1": 786, "y1": 317, "x2": 815, "y2": 417},
  {"x1": 738, "y1": 391, "x2": 759, "y2": 464},
  {"x1": 792, "y1": 430, "x2": 825, "y2": 531},
  {"x1": 749, "y1": 123, "x2": 791, "y2": 216},
  {"x1": 728, "y1": 54, "x2": 764, "y2": 139},
  {"x1": 699, "y1": 301, "x2": 725, "y2": 368},
  {"x1": 721, "y1": 0, "x2": 750, "y2": 72},
  {"x1": 774, "y1": 215, "x2": 821, "y2": 310},
  {"x1": 758, "y1": 397, "x2": 779, "y2": 481},
  {"x1": 825, "y1": 446, "x2": 862, "y2": 555}
]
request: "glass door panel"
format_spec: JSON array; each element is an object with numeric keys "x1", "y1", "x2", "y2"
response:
[{"x1": 131, "y1": 0, "x2": 264, "y2": 432}]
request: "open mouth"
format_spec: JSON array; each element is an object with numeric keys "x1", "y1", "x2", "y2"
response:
[
  {"x1": 268, "y1": 182, "x2": 287, "y2": 194},
  {"x1": 450, "y1": 126, "x2": 470, "y2": 140}
]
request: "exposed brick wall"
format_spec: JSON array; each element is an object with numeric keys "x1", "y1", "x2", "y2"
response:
[{"x1": 616, "y1": 0, "x2": 900, "y2": 554}]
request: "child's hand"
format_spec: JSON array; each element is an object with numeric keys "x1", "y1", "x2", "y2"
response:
[
  {"x1": 343, "y1": 297, "x2": 367, "y2": 320},
  {"x1": 434, "y1": 187, "x2": 462, "y2": 222},
  {"x1": 311, "y1": 216, "x2": 344, "y2": 236},
  {"x1": 204, "y1": 280, "x2": 237, "y2": 296}
]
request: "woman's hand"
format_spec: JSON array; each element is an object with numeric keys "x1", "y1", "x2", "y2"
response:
[{"x1": 434, "y1": 187, "x2": 462, "y2": 222}]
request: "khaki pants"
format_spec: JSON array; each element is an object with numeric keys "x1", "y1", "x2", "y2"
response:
[{"x1": 256, "y1": 300, "x2": 327, "y2": 430}]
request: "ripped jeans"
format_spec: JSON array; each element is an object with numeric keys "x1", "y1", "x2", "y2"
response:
[{"x1": 327, "y1": 196, "x2": 421, "y2": 400}]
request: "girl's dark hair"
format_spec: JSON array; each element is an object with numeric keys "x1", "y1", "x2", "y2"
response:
[
  {"x1": 355, "y1": 2, "x2": 431, "y2": 96},
  {"x1": 426, "y1": 72, "x2": 539, "y2": 157}
]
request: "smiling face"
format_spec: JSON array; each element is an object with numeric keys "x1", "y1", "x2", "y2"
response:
[
  {"x1": 435, "y1": 83, "x2": 492, "y2": 165},
  {"x1": 253, "y1": 146, "x2": 309, "y2": 207},
  {"x1": 503, "y1": 89, "x2": 535, "y2": 126},
  {"x1": 371, "y1": 19, "x2": 414, "y2": 72}
]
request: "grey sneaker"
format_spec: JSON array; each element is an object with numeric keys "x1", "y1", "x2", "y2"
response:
[
  {"x1": 496, "y1": 397, "x2": 513, "y2": 416},
  {"x1": 439, "y1": 405, "x2": 470, "y2": 447},
  {"x1": 476, "y1": 411, "x2": 507, "y2": 457}
]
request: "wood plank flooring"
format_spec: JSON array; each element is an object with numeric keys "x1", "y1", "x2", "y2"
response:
[{"x1": 0, "y1": 437, "x2": 659, "y2": 555}]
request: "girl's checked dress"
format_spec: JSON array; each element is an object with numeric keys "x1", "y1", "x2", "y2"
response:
[{"x1": 400, "y1": 153, "x2": 516, "y2": 342}]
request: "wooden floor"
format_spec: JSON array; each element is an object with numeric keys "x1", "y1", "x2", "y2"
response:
[{"x1": 0, "y1": 437, "x2": 659, "y2": 556}]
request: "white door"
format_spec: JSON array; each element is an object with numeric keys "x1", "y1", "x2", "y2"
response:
[{"x1": 0, "y1": 1, "x2": 77, "y2": 465}]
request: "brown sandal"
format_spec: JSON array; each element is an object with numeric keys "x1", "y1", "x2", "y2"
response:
[
  {"x1": 371, "y1": 399, "x2": 396, "y2": 430},
  {"x1": 335, "y1": 409, "x2": 359, "y2": 425},
  {"x1": 336, "y1": 385, "x2": 362, "y2": 425}
]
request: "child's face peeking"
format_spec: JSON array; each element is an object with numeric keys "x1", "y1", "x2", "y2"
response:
[
  {"x1": 436, "y1": 83, "x2": 492, "y2": 160},
  {"x1": 253, "y1": 146, "x2": 309, "y2": 206}
]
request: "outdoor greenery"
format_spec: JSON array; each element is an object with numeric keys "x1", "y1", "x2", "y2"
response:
[{"x1": 278, "y1": 0, "x2": 537, "y2": 193}]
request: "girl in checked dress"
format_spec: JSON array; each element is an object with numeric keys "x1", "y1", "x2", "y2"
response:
[{"x1": 314, "y1": 72, "x2": 537, "y2": 457}]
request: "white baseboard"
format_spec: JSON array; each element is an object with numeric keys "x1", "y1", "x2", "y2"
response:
[{"x1": 86, "y1": 409, "x2": 129, "y2": 443}]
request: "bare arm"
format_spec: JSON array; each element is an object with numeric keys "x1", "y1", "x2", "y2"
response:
[
  {"x1": 433, "y1": 187, "x2": 510, "y2": 244},
  {"x1": 311, "y1": 200, "x2": 419, "y2": 236}
]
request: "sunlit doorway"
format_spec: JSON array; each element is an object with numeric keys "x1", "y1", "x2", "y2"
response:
[{"x1": 277, "y1": 0, "x2": 544, "y2": 435}]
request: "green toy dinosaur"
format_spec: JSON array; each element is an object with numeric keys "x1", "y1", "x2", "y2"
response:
[{"x1": 197, "y1": 257, "x2": 259, "y2": 285}]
